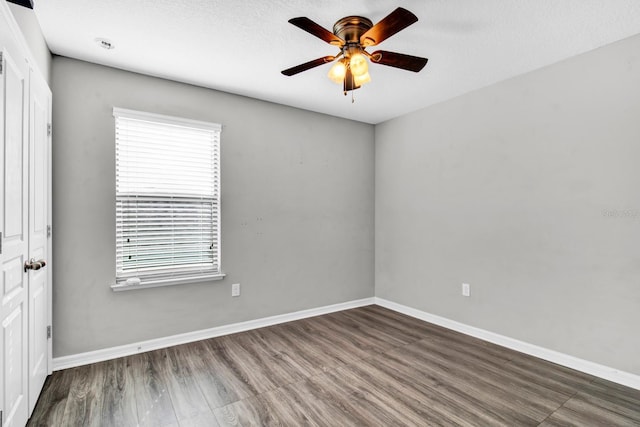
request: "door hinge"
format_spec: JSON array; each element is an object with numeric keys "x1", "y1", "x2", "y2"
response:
[
  {"x1": 47, "y1": 123, "x2": 52, "y2": 136},
  {"x1": 47, "y1": 325, "x2": 52, "y2": 339},
  {"x1": 0, "y1": 51, "x2": 3, "y2": 74},
  {"x1": 47, "y1": 225, "x2": 52, "y2": 238}
]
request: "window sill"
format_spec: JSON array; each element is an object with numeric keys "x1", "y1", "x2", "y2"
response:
[{"x1": 111, "y1": 273, "x2": 226, "y2": 292}]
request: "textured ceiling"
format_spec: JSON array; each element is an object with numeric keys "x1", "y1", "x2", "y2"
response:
[{"x1": 34, "y1": 0, "x2": 640, "y2": 124}]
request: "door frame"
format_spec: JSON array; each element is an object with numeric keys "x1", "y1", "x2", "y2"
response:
[{"x1": 46, "y1": 80, "x2": 52, "y2": 377}]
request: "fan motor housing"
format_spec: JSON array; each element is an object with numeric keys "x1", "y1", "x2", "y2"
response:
[{"x1": 333, "y1": 16, "x2": 373, "y2": 43}]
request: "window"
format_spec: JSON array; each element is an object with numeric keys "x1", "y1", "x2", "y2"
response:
[{"x1": 113, "y1": 108, "x2": 223, "y2": 290}]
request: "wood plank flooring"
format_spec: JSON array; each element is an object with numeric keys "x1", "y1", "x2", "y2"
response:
[{"x1": 27, "y1": 305, "x2": 640, "y2": 426}]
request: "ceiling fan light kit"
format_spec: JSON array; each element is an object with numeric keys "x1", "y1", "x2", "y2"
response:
[{"x1": 282, "y1": 7, "x2": 428, "y2": 97}]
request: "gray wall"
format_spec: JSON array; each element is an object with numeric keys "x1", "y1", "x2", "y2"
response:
[
  {"x1": 8, "y1": 3, "x2": 51, "y2": 84},
  {"x1": 52, "y1": 57, "x2": 374, "y2": 357},
  {"x1": 52, "y1": 32, "x2": 640, "y2": 376},
  {"x1": 375, "y1": 34, "x2": 640, "y2": 375}
]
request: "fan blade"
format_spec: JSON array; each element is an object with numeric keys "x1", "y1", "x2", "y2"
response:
[
  {"x1": 370, "y1": 50, "x2": 428, "y2": 72},
  {"x1": 281, "y1": 56, "x2": 336, "y2": 76},
  {"x1": 289, "y1": 17, "x2": 345, "y2": 46},
  {"x1": 360, "y1": 7, "x2": 418, "y2": 47}
]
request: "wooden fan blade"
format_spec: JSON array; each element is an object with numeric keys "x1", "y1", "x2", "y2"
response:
[
  {"x1": 289, "y1": 17, "x2": 345, "y2": 46},
  {"x1": 370, "y1": 50, "x2": 428, "y2": 72},
  {"x1": 281, "y1": 56, "x2": 336, "y2": 76},
  {"x1": 360, "y1": 7, "x2": 418, "y2": 47}
]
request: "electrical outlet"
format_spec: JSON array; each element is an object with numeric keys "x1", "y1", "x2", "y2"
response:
[
  {"x1": 231, "y1": 283, "x2": 240, "y2": 297},
  {"x1": 462, "y1": 283, "x2": 470, "y2": 297}
]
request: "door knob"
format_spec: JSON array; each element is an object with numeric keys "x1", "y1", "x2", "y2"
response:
[{"x1": 24, "y1": 258, "x2": 46, "y2": 272}]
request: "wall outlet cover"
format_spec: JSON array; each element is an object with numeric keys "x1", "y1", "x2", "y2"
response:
[
  {"x1": 232, "y1": 283, "x2": 240, "y2": 297},
  {"x1": 462, "y1": 283, "x2": 470, "y2": 297}
]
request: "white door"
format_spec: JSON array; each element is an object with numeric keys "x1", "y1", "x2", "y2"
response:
[
  {"x1": 27, "y1": 68, "x2": 51, "y2": 416},
  {"x1": 0, "y1": 48, "x2": 30, "y2": 427}
]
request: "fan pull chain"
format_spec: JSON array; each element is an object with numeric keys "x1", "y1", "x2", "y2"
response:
[{"x1": 342, "y1": 89, "x2": 356, "y2": 103}]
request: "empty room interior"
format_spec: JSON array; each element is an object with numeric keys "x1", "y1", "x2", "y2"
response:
[{"x1": 2, "y1": 0, "x2": 640, "y2": 426}]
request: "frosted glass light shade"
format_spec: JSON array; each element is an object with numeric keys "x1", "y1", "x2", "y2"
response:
[
  {"x1": 327, "y1": 60, "x2": 347, "y2": 84},
  {"x1": 349, "y1": 53, "x2": 368, "y2": 77},
  {"x1": 354, "y1": 71, "x2": 371, "y2": 86}
]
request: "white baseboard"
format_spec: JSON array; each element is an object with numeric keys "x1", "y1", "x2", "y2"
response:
[
  {"x1": 53, "y1": 295, "x2": 640, "y2": 391},
  {"x1": 374, "y1": 297, "x2": 640, "y2": 391},
  {"x1": 52, "y1": 297, "x2": 375, "y2": 371}
]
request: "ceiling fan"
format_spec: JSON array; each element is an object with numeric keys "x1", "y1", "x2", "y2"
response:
[{"x1": 281, "y1": 7, "x2": 428, "y2": 94}]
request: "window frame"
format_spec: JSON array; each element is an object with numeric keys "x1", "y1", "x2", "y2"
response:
[{"x1": 111, "y1": 107, "x2": 224, "y2": 291}]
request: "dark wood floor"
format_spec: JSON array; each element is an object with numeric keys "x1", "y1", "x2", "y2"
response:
[{"x1": 28, "y1": 305, "x2": 640, "y2": 426}]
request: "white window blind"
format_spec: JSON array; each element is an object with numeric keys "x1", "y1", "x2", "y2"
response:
[{"x1": 114, "y1": 108, "x2": 222, "y2": 288}]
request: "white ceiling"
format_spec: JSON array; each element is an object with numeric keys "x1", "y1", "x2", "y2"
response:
[{"x1": 34, "y1": 0, "x2": 640, "y2": 124}]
